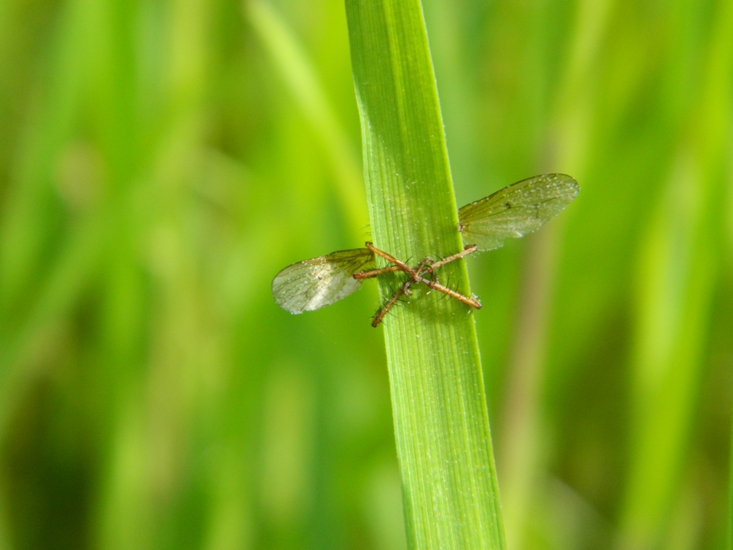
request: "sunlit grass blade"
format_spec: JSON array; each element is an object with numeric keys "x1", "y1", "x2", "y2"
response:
[
  {"x1": 246, "y1": 0, "x2": 367, "y2": 236},
  {"x1": 617, "y1": 0, "x2": 733, "y2": 546},
  {"x1": 345, "y1": 0, "x2": 505, "y2": 547},
  {"x1": 729, "y1": 414, "x2": 733, "y2": 550}
]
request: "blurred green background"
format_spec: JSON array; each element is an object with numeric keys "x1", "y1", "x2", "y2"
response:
[{"x1": 0, "y1": 0, "x2": 732, "y2": 548}]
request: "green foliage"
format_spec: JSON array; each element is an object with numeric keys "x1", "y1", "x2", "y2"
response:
[
  {"x1": 345, "y1": 0, "x2": 504, "y2": 547},
  {"x1": 0, "y1": 0, "x2": 731, "y2": 549}
]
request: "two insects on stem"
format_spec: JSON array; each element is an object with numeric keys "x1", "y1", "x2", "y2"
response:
[{"x1": 272, "y1": 173, "x2": 579, "y2": 327}]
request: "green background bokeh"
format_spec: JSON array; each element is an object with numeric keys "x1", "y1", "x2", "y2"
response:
[{"x1": 0, "y1": 0, "x2": 731, "y2": 548}]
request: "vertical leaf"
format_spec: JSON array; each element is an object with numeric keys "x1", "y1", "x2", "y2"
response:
[{"x1": 344, "y1": 1, "x2": 505, "y2": 547}]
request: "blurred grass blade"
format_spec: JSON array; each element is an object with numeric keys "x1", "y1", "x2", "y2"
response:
[
  {"x1": 344, "y1": 0, "x2": 505, "y2": 547},
  {"x1": 246, "y1": 0, "x2": 367, "y2": 235},
  {"x1": 497, "y1": 0, "x2": 611, "y2": 543},
  {"x1": 0, "y1": 0, "x2": 96, "y2": 443},
  {"x1": 618, "y1": 1, "x2": 733, "y2": 546},
  {"x1": 0, "y1": 0, "x2": 87, "y2": 317},
  {"x1": 0, "y1": 209, "x2": 106, "y2": 444},
  {"x1": 730, "y1": 412, "x2": 733, "y2": 550}
]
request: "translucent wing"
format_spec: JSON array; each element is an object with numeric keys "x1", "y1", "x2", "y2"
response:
[
  {"x1": 272, "y1": 248, "x2": 376, "y2": 314},
  {"x1": 458, "y1": 173, "x2": 579, "y2": 251}
]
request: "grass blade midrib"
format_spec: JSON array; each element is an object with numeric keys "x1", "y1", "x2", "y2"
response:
[{"x1": 345, "y1": 1, "x2": 505, "y2": 547}]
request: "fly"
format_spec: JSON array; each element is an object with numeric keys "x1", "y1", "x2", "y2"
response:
[{"x1": 272, "y1": 173, "x2": 579, "y2": 326}]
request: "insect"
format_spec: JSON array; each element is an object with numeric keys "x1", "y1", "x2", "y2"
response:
[
  {"x1": 364, "y1": 246, "x2": 481, "y2": 327},
  {"x1": 272, "y1": 173, "x2": 579, "y2": 326}
]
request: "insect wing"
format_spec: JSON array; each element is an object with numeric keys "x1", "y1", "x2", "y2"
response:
[
  {"x1": 458, "y1": 173, "x2": 579, "y2": 251},
  {"x1": 272, "y1": 248, "x2": 376, "y2": 314}
]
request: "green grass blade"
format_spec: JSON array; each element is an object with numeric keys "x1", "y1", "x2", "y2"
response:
[
  {"x1": 246, "y1": 0, "x2": 367, "y2": 236},
  {"x1": 344, "y1": 1, "x2": 505, "y2": 547},
  {"x1": 729, "y1": 410, "x2": 733, "y2": 550},
  {"x1": 617, "y1": 0, "x2": 733, "y2": 546}
]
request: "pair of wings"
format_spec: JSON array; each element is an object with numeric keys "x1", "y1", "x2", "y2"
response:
[{"x1": 272, "y1": 173, "x2": 579, "y2": 314}]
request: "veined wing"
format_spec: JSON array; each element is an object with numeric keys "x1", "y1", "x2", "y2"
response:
[
  {"x1": 272, "y1": 248, "x2": 376, "y2": 314},
  {"x1": 458, "y1": 173, "x2": 579, "y2": 251}
]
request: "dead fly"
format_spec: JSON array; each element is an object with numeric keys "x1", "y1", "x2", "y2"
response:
[
  {"x1": 272, "y1": 173, "x2": 579, "y2": 326},
  {"x1": 366, "y1": 249, "x2": 480, "y2": 327},
  {"x1": 270, "y1": 242, "x2": 477, "y2": 326},
  {"x1": 358, "y1": 243, "x2": 481, "y2": 327}
]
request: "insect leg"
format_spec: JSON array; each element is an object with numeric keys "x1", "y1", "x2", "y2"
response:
[
  {"x1": 372, "y1": 279, "x2": 414, "y2": 327},
  {"x1": 424, "y1": 244, "x2": 478, "y2": 274},
  {"x1": 365, "y1": 242, "x2": 481, "y2": 309},
  {"x1": 365, "y1": 242, "x2": 418, "y2": 278},
  {"x1": 372, "y1": 258, "x2": 431, "y2": 327},
  {"x1": 418, "y1": 279, "x2": 483, "y2": 309},
  {"x1": 353, "y1": 265, "x2": 403, "y2": 280}
]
